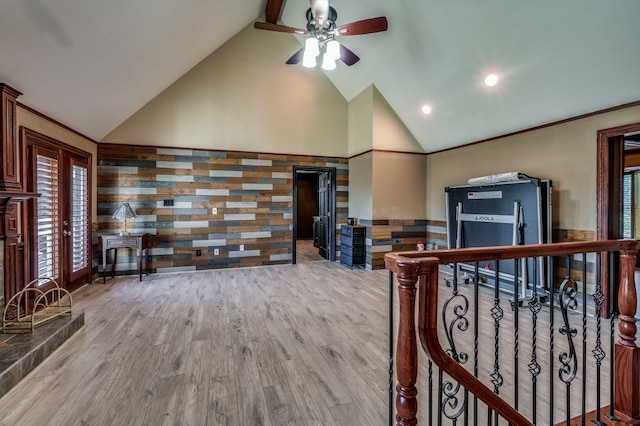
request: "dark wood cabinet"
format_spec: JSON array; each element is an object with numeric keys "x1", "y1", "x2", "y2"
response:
[{"x1": 340, "y1": 225, "x2": 365, "y2": 268}]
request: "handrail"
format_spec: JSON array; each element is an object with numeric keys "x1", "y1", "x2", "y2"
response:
[
  {"x1": 385, "y1": 239, "x2": 640, "y2": 425},
  {"x1": 388, "y1": 239, "x2": 638, "y2": 263}
]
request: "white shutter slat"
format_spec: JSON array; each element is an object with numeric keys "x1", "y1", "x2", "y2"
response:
[{"x1": 36, "y1": 154, "x2": 60, "y2": 278}]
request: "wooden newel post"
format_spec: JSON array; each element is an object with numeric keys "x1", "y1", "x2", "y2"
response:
[
  {"x1": 393, "y1": 259, "x2": 420, "y2": 426},
  {"x1": 615, "y1": 248, "x2": 640, "y2": 418}
]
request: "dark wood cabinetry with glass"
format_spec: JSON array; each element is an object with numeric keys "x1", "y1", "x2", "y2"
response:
[{"x1": 340, "y1": 225, "x2": 365, "y2": 268}]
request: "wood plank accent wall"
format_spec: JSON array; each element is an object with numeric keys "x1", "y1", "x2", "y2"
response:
[
  {"x1": 96, "y1": 144, "x2": 348, "y2": 274},
  {"x1": 359, "y1": 219, "x2": 428, "y2": 270}
]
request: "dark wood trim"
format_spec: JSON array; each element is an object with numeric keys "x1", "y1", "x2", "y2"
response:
[
  {"x1": 101, "y1": 143, "x2": 425, "y2": 162},
  {"x1": 0, "y1": 191, "x2": 40, "y2": 200},
  {"x1": 16, "y1": 102, "x2": 99, "y2": 145},
  {"x1": 0, "y1": 83, "x2": 40, "y2": 304},
  {"x1": 21, "y1": 127, "x2": 95, "y2": 157},
  {"x1": 596, "y1": 122, "x2": 640, "y2": 315},
  {"x1": 21, "y1": 127, "x2": 93, "y2": 288},
  {"x1": 292, "y1": 166, "x2": 337, "y2": 264},
  {"x1": 99, "y1": 142, "x2": 348, "y2": 163},
  {"x1": 0, "y1": 84, "x2": 23, "y2": 191},
  {"x1": 431, "y1": 100, "x2": 640, "y2": 155},
  {"x1": 348, "y1": 148, "x2": 427, "y2": 160},
  {"x1": 265, "y1": 0, "x2": 286, "y2": 24}
]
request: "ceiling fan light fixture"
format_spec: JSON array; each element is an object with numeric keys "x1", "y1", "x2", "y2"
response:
[
  {"x1": 302, "y1": 48, "x2": 317, "y2": 68},
  {"x1": 321, "y1": 53, "x2": 336, "y2": 70},
  {"x1": 326, "y1": 39, "x2": 340, "y2": 60},
  {"x1": 305, "y1": 37, "x2": 320, "y2": 57},
  {"x1": 255, "y1": 1, "x2": 388, "y2": 69}
]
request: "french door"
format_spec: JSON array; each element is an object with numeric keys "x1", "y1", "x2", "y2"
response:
[{"x1": 24, "y1": 129, "x2": 91, "y2": 291}]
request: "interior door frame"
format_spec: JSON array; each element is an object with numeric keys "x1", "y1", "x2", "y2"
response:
[
  {"x1": 596, "y1": 121, "x2": 640, "y2": 314},
  {"x1": 292, "y1": 166, "x2": 337, "y2": 264},
  {"x1": 21, "y1": 127, "x2": 93, "y2": 289}
]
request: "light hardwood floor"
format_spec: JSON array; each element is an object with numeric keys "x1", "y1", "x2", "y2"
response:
[
  {"x1": 296, "y1": 240, "x2": 326, "y2": 263},
  {"x1": 0, "y1": 263, "x2": 391, "y2": 426}
]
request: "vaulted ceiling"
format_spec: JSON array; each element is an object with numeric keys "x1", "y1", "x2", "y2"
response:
[{"x1": 1, "y1": 0, "x2": 639, "y2": 153}]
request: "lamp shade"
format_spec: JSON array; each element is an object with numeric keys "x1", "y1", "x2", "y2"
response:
[
  {"x1": 302, "y1": 48, "x2": 317, "y2": 68},
  {"x1": 326, "y1": 40, "x2": 340, "y2": 60},
  {"x1": 321, "y1": 53, "x2": 336, "y2": 70},
  {"x1": 112, "y1": 202, "x2": 137, "y2": 236},
  {"x1": 304, "y1": 37, "x2": 320, "y2": 57},
  {"x1": 112, "y1": 202, "x2": 137, "y2": 220}
]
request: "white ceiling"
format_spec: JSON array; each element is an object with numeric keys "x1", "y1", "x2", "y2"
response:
[{"x1": 1, "y1": 0, "x2": 639, "y2": 153}]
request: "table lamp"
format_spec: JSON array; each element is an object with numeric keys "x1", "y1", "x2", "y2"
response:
[{"x1": 112, "y1": 202, "x2": 137, "y2": 236}]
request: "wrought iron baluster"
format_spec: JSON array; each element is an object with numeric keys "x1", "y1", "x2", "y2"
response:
[
  {"x1": 489, "y1": 262, "x2": 503, "y2": 425},
  {"x1": 388, "y1": 271, "x2": 394, "y2": 426},
  {"x1": 581, "y1": 252, "x2": 588, "y2": 423},
  {"x1": 428, "y1": 359, "x2": 434, "y2": 424},
  {"x1": 438, "y1": 367, "x2": 444, "y2": 425},
  {"x1": 527, "y1": 256, "x2": 542, "y2": 425},
  {"x1": 442, "y1": 379, "x2": 464, "y2": 423},
  {"x1": 512, "y1": 257, "x2": 520, "y2": 412},
  {"x1": 558, "y1": 254, "x2": 578, "y2": 425},
  {"x1": 473, "y1": 262, "x2": 479, "y2": 426},
  {"x1": 548, "y1": 254, "x2": 555, "y2": 426},
  {"x1": 442, "y1": 274, "x2": 469, "y2": 365},
  {"x1": 441, "y1": 263, "x2": 469, "y2": 422},
  {"x1": 592, "y1": 252, "x2": 607, "y2": 426}
]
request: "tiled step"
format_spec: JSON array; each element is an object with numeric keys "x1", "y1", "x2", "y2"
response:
[{"x1": 0, "y1": 312, "x2": 84, "y2": 399}]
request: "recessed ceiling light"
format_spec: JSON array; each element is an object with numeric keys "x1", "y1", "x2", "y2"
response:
[
  {"x1": 421, "y1": 104, "x2": 432, "y2": 115},
  {"x1": 484, "y1": 74, "x2": 498, "y2": 87}
]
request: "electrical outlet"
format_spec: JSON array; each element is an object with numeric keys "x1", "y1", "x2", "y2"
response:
[
  {"x1": 195, "y1": 249, "x2": 201, "y2": 256},
  {"x1": 214, "y1": 248, "x2": 219, "y2": 255},
  {"x1": 239, "y1": 244, "x2": 244, "y2": 251},
  {"x1": 212, "y1": 207, "x2": 217, "y2": 214}
]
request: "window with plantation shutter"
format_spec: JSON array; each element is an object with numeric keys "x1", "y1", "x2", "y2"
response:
[
  {"x1": 622, "y1": 170, "x2": 640, "y2": 239},
  {"x1": 71, "y1": 163, "x2": 89, "y2": 272},
  {"x1": 36, "y1": 154, "x2": 60, "y2": 279}
]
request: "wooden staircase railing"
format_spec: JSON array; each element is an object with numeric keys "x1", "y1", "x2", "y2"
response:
[{"x1": 385, "y1": 240, "x2": 640, "y2": 425}]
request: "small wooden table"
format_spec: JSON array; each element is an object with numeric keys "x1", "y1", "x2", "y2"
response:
[{"x1": 100, "y1": 234, "x2": 151, "y2": 283}]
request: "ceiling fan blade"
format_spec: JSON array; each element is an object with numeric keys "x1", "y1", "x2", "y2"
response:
[
  {"x1": 286, "y1": 48, "x2": 304, "y2": 65},
  {"x1": 336, "y1": 17, "x2": 388, "y2": 36},
  {"x1": 254, "y1": 22, "x2": 307, "y2": 35},
  {"x1": 265, "y1": 0, "x2": 287, "y2": 24},
  {"x1": 339, "y1": 44, "x2": 360, "y2": 66}
]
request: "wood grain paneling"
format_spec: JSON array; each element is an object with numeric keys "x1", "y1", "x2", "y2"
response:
[{"x1": 97, "y1": 144, "x2": 348, "y2": 274}]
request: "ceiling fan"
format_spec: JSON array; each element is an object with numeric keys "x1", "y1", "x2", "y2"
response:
[{"x1": 254, "y1": 0, "x2": 388, "y2": 69}]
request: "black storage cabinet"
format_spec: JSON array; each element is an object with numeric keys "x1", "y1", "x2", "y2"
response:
[{"x1": 340, "y1": 225, "x2": 366, "y2": 268}]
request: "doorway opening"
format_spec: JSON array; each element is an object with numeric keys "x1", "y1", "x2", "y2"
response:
[
  {"x1": 596, "y1": 121, "x2": 640, "y2": 314},
  {"x1": 292, "y1": 166, "x2": 337, "y2": 264}
]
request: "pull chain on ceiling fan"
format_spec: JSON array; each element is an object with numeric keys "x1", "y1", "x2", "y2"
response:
[{"x1": 254, "y1": 0, "x2": 388, "y2": 69}]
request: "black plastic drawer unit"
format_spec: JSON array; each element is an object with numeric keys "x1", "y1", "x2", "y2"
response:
[{"x1": 340, "y1": 225, "x2": 366, "y2": 268}]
